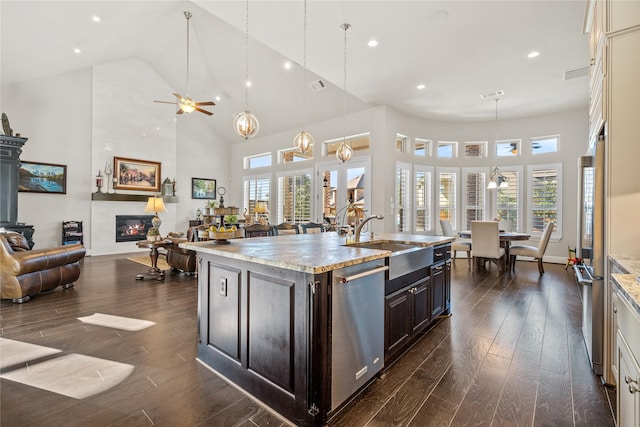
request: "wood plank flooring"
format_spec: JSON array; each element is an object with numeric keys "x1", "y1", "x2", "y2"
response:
[{"x1": 0, "y1": 254, "x2": 615, "y2": 426}]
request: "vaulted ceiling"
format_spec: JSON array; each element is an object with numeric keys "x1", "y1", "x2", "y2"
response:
[{"x1": 1, "y1": 1, "x2": 589, "y2": 141}]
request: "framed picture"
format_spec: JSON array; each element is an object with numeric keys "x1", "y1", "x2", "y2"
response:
[
  {"x1": 191, "y1": 178, "x2": 217, "y2": 199},
  {"x1": 18, "y1": 161, "x2": 67, "y2": 194},
  {"x1": 114, "y1": 157, "x2": 161, "y2": 192}
]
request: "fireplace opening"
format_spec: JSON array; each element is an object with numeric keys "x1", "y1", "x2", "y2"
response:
[{"x1": 115, "y1": 215, "x2": 154, "y2": 242}]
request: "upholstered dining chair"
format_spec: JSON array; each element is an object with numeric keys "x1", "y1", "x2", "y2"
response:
[
  {"x1": 272, "y1": 222, "x2": 300, "y2": 236},
  {"x1": 439, "y1": 219, "x2": 472, "y2": 268},
  {"x1": 243, "y1": 224, "x2": 273, "y2": 238},
  {"x1": 301, "y1": 222, "x2": 325, "y2": 234},
  {"x1": 510, "y1": 220, "x2": 555, "y2": 275},
  {"x1": 470, "y1": 221, "x2": 505, "y2": 276}
]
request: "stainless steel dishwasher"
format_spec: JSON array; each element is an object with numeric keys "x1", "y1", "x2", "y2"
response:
[{"x1": 330, "y1": 259, "x2": 388, "y2": 411}]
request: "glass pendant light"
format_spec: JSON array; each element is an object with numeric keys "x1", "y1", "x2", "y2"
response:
[
  {"x1": 234, "y1": 0, "x2": 259, "y2": 139},
  {"x1": 487, "y1": 96, "x2": 508, "y2": 189},
  {"x1": 336, "y1": 23, "x2": 352, "y2": 164},
  {"x1": 293, "y1": 0, "x2": 314, "y2": 153}
]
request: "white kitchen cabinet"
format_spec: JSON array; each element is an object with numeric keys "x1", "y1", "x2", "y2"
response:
[{"x1": 616, "y1": 291, "x2": 640, "y2": 426}]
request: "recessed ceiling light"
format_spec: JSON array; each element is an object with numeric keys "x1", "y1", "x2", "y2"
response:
[
  {"x1": 73, "y1": 48, "x2": 82, "y2": 55},
  {"x1": 416, "y1": 84, "x2": 426, "y2": 90},
  {"x1": 528, "y1": 51, "x2": 540, "y2": 58},
  {"x1": 215, "y1": 96, "x2": 221, "y2": 102},
  {"x1": 92, "y1": 15, "x2": 101, "y2": 23},
  {"x1": 284, "y1": 61, "x2": 292, "y2": 70},
  {"x1": 368, "y1": 39, "x2": 378, "y2": 47},
  {"x1": 246, "y1": 80, "x2": 252, "y2": 88}
]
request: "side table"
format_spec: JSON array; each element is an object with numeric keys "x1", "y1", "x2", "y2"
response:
[{"x1": 135, "y1": 240, "x2": 169, "y2": 281}]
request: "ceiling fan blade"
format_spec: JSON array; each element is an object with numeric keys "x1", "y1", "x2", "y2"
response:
[
  {"x1": 154, "y1": 100, "x2": 179, "y2": 105},
  {"x1": 173, "y1": 92, "x2": 184, "y2": 100},
  {"x1": 195, "y1": 107, "x2": 213, "y2": 116},
  {"x1": 176, "y1": 109, "x2": 184, "y2": 115},
  {"x1": 195, "y1": 101, "x2": 215, "y2": 106}
]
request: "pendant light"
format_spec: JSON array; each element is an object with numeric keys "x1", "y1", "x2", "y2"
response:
[
  {"x1": 293, "y1": 0, "x2": 314, "y2": 153},
  {"x1": 233, "y1": 0, "x2": 259, "y2": 139},
  {"x1": 336, "y1": 23, "x2": 353, "y2": 163},
  {"x1": 487, "y1": 96, "x2": 508, "y2": 189}
]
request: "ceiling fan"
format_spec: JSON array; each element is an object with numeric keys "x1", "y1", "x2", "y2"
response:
[{"x1": 154, "y1": 11, "x2": 214, "y2": 116}]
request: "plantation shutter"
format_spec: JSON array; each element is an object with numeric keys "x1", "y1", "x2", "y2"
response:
[
  {"x1": 464, "y1": 171, "x2": 486, "y2": 230},
  {"x1": 530, "y1": 168, "x2": 558, "y2": 233},
  {"x1": 415, "y1": 168, "x2": 432, "y2": 232},
  {"x1": 244, "y1": 177, "x2": 270, "y2": 216},
  {"x1": 496, "y1": 170, "x2": 519, "y2": 231},
  {"x1": 395, "y1": 163, "x2": 411, "y2": 232},
  {"x1": 438, "y1": 171, "x2": 457, "y2": 230}
]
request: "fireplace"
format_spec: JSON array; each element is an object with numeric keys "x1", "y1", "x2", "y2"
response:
[{"x1": 115, "y1": 215, "x2": 154, "y2": 242}]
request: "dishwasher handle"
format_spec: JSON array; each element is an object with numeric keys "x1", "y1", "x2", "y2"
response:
[
  {"x1": 573, "y1": 264, "x2": 593, "y2": 286},
  {"x1": 339, "y1": 266, "x2": 389, "y2": 283}
]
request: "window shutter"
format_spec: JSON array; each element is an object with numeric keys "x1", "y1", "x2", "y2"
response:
[
  {"x1": 497, "y1": 170, "x2": 519, "y2": 230},
  {"x1": 438, "y1": 171, "x2": 457, "y2": 230},
  {"x1": 531, "y1": 169, "x2": 558, "y2": 232},
  {"x1": 278, "y1": 173, "x2": 311, "y2": 224},
  {"x1": 464, "y1": 171, "x2": 485, "y2": 230},
  {"x1": 415, "y1": 169, "x2": 432, "y2": 232},
  {"x1": 395, "y1": 164, "x2": 411, "y2": 232}
]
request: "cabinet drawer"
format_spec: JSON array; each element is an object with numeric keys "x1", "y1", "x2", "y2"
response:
[{"x1": 433, "y1": 244, "x2": 451, "y2": 263}]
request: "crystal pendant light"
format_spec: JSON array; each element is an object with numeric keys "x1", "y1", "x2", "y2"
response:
[
  {"x1": 293, "y1": 0, "x2": 314, "y2": 153},
  {"x1": 336, "y1": 23, "x2": 352, "y2": 163},
  {"x1": 233, "y1": 0, "x2": 259, "y2": 139}
]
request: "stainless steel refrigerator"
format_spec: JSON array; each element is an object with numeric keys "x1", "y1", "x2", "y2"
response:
[{"x1": 575, "y1": 133, "x2": 608, "y2": 381}]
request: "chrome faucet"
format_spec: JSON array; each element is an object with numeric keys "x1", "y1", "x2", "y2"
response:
[{"x1": 355, "y1": 214, "x2": 384, "y2": 243}]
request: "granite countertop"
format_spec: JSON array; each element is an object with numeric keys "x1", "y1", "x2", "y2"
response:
[
  {"x1": 180, "y1": 232, "x2": 454, "y2": 274},
  {"x1": 610, "y1": 255, "x2": 640, "y2": 315}
]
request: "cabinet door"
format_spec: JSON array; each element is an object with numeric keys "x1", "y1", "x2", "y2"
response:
[
  {"x1": 385, "y1": 290, "x2": 411, "y2": 358},
  {"x1": 411, "y1": 277, "x2": 431, "y2": 336},
  {"x1": 431, "y1": 263, "x2": 446, "y2": 318},
  {"x1": 617, "y1": 331, "x2": 640, "y2": 427}
]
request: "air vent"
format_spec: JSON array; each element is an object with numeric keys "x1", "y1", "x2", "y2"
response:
[
  {"x1": 480, "y1": 90, "x2": 504, "y2": 99},
  {"x1": 564, "y1": 66, "x2": 589, "y2": 80},
  {"x1": 309, "y1": 79, "x2": 326, "y2": 92}
]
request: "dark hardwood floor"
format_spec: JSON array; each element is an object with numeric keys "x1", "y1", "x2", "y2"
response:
[{"x1": 1, "y1": 254, "x2": 615, "y2": 427}]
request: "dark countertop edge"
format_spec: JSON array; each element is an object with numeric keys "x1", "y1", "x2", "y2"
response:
[{"x1": 180, "y1": 234, "x2": 454, "y2": 274}]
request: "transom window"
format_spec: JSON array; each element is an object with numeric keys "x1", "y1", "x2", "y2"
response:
[
  {"x1": 496, "y1": 140, "x2": 521, "y2": 157},
  {"x1": 415, "y1": 139, "x2": 431, "y2": 157},
  {"x1": 437, "y1": 141, "x2": 458, "y2": 158},
  {"x1": 532, "y1": 135, "x2": 559, "y2": 154},
  {"x1": 244, "y1": 153, "x2": 272, "y2": 169},
  {"x1": 396, "y1": 134, "x2": 408, "y2": 153},
  {"x1": 464, "y1": 141, "x2": 487, "y2": 158},
  {"x1": 324, "y1": 133, "x2": 370, "y2": 157},
  {"x1": 279, "y1": 147, "x2": 312, "y2": 164}
]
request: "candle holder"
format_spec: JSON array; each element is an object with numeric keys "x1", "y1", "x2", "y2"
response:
[{"x1": 95, "y1": 170, "x2": 104, "y2": 193}]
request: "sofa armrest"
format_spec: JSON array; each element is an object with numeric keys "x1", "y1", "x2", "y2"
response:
[{"x1": 4, "y1": 244, "x2": 86, "y2": 276}]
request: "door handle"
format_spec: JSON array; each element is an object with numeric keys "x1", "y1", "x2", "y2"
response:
[{"x1": 339, "y1": 266, "x2": 389, "y2": 283}]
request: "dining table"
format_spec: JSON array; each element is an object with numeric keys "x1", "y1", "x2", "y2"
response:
[{"x1": 458, "y1": 230, "x2": 531, "y2": 267}]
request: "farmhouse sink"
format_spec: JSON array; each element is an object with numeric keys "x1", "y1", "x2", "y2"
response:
[{"x1": 343, "y1": 241, "x2": 433, "y2": 280}]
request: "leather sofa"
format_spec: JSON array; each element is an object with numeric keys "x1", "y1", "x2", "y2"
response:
[{"x1": 0, "y1": 231, "x2": 86, "y2": 303}]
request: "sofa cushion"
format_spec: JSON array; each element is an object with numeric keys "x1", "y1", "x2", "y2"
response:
[{"x1": 4, "y1": 232, "x2": 30, "y2": 251}]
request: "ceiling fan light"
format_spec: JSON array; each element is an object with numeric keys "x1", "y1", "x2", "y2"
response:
[
  {"x1": 293, "y1": 130, "x2": 314, "y2": 153},
  {"x1": 180, "y1": 98, "x2": 196, "y2": 113},
  {"x1": 233, "y1": 111, "x2": 259, "y2": 139},
  {"x1": 336, "y1": 141, "x2": 353, "y2": 163}
]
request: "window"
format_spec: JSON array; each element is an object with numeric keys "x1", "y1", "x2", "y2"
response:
[
  {"x1": 244, "y1": 153, "x2": 272, "y2": 169},
  {"x1": 532, "y1": 135, "x2": 559, "y2": 154},
  {"x1": 395, "y1": 162, "x2": 411, "y2": 232},
  {"x1": 528, "y1": 164, "x2": 562, "y2": 238},
  {"x1": 279, "y1": 147, "x2": 312, "y2": 164},
  {"x1": 437, "y1": 168, "x2": 457, "y2": 230},
  {"x1": 396, "y1": 134, "x2": 408, "y2": 153},
  {"x1": 437, "y1": 141, "x2": 458, "y2": 158},
  {"x1": 414, "y1": 166, "x2": 433, "y2": 233},
  {"x1": 415, "y1": 139, "x2": 431, "y2": 157},
  {"x1": 464, "y1": 141, "x2": 487, "y2": 158},
  {"x1": 243, "y1": 176, "x2": 271, "y2": 218},
  {"x1": 496, "y1": 140, "x2": 521, "y2": 157},
  {"x1": 495, "y1": 167, "x2": 522, "y2": 231},
  {"x1": 324, "y1": 133, "x2": 370, "y2": 157},
  {"x1": 277, "y1": 171, "x2": 311, "y2": 224},
  {"x1": 462, "y1": 168, "x2": 486, "y2": 230}
]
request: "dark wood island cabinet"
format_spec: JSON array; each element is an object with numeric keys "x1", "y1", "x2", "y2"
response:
[{"x1": 182, "y1": 233, "x2": 452, "y2": 426}]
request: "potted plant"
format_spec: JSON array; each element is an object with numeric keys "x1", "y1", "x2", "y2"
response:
[
  {"x1": 146, "y1": 227, "x2": 160, "y2": 242},
  {"x1": 203, "y1": 200, "x2": 216, "y2": 216}
]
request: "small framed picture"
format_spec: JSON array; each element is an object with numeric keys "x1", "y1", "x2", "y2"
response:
[
  {"x1": 18, "y1": 161, "x2": 67, "y2": 194},
  {"x1": 191, "y1": 178, "x2": 216, "y2": 199},
  {"x1": 114, "y1": 157, "x2": 161, "y2": 192}
]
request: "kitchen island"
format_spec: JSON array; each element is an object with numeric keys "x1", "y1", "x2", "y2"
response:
[{"x1": 181, "y1": 232, "x2": 453, "y2": 426}]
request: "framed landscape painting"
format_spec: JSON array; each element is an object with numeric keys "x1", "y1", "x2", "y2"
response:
[
  {"x1": 191, "y1": 178, "x2": 216, "y2": 199},
  {"x1": 18, "y1": 161, "x2": 67, "y2": 194},
  {"x1": 114, "y1": 157, "x2": 161, "y2": 192}
]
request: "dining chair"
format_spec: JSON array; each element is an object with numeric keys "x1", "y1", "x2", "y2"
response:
[
  {"x1": 301, "y1": 222, "x2": 325, "y2": 234},
  {"x1": 439, "y1": 219, "x2": 472, "y2": 269},
  {"x1": 272, "y1": 222, "x2": 299, "y2": 236},
  {"x1": 470, "y1": 221, "x2": 505, "y2": 276},
  {"x1": 509, "y1": 220, "x2": 554, "y2": 275},
  {"x1": 243, "y1": 224, "x2": 273, "y2": 238}
]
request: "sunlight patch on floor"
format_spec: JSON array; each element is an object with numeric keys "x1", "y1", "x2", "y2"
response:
[{"x1": 77, "y1": 313, "x2": 156, "y2": 331}]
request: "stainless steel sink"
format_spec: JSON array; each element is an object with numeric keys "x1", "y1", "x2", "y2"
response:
[{"x1": 343, "y1": 241, "x2": 433, "y2": 280}]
